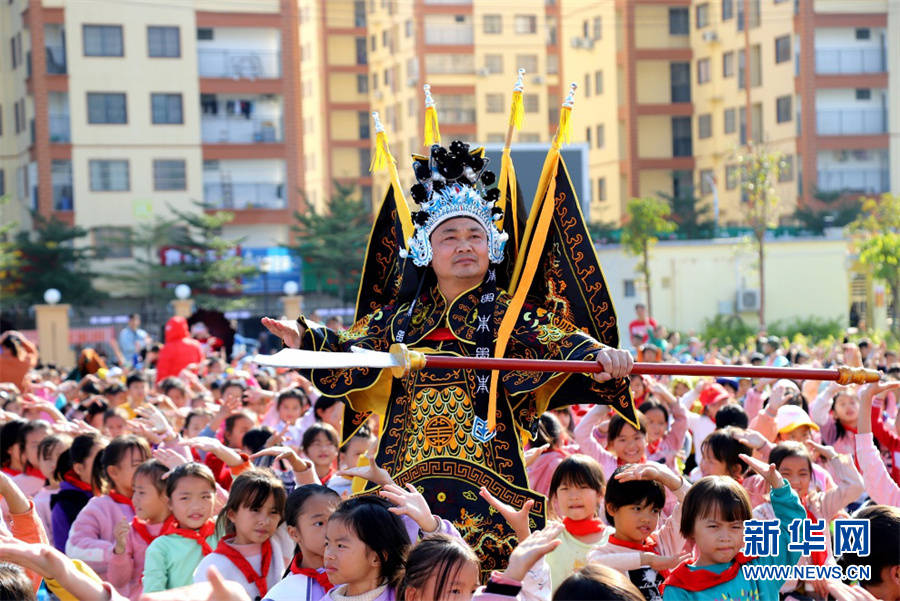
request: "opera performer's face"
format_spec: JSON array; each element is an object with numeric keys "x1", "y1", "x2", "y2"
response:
[{"x1": 429, "y1": 217, "x2": 490, "y2": 290}]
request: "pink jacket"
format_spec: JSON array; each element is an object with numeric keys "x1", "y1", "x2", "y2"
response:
[
  {"x1": 646, "y1": 399, "x2": 688, "y2": 469},
  {"x1": 856, "y1": 432, "x2": 900, "y2": 506},
  {"x1": 527, "y1": 446, "x2": 578, "y2": 497},
  {"x1": 107, "y1": 518, "x2": 168, "y2": 600},
  {"x1": 65, "y1": 494, "x2": 135, "y2": 577}
]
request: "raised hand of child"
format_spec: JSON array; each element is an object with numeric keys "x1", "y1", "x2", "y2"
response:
[
  {"x1": 380, "y1": 483, "x2": 440, "y2": 534},
  {"x1": 643, "y1": 551, "x2": 691, "y2": 572},
  {"x1": 479, "y1": 486, "x2": 534, "y2": 541},
  {"x1": 615, "y1": 462, "x2": 683, "y2": 491},
  {"x1": 113, "y1": 518, "x2": 130, "y2": 555},
  {"x1": 140, "y1": 564, "x2": 252, "y2": 601},
  {"x1": 733, "y1": 428, "x2": 769, "y2": 451},
  {"x1": 804, "y1": 439, "x2": 838, "y2": 461},
  {"x1": 264, "y1": 423, "x2": 288, "y2": 449},
  {"x1": 153, "y1": 447, "x2": 191, "y2": 472},
  {"x1": 739, "y1": 453, "x2": 783, "y2": 489},
  {"x1": 524, "y1": 444, "x2": 550, "y2": 467},
  {"x1": 250, "y1": 446, "x2": 318, "y2": 485},
  {"x1": 825, "y1": 579, "x2": 879, "y2": 601},
  {"x1": 502, "y1": 523, "x2": 563, "y2": 583}
]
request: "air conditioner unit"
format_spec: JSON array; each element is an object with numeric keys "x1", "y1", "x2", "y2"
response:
[
  {"x1": 373, "y1": 90, "x2": 383, "y2": 100},
  {"x1": 582, "y1": 37, "x2": 594, "y2": 49},
  {"x1": 702, "y1": 30, "x2": 719, "y2": 42},
  {"x1": 533, "y1": 75, "x2": 545, "y2": 84},
  {"x1": 736, "y1": 289, "x2": 760, "y2": 312},
  {"x1": 406, "y1": 76, "x2": 418, "y2": 87},
  {"x1": 570, "y1": 37, "x2": 585, "y2": 48},
  {"x1": 476, "y1": 67, "x2": 490, "y2": 77}
]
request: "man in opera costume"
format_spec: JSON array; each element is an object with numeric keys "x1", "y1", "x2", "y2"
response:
[{"x1": 262, "y1": 88, "x2": 637, "y2": 576}]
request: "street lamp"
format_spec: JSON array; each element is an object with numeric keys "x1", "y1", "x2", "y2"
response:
[
  {"x1": 174, "y1": 284, "x2": 191, "y2": 300},
  {"x1": 260, "y1": 257, "x2": 272, "y2": 315},
  {"x1": 283, "y1": 280, "x2": 299, "y2": 297},
  {"x1": 43, "y1": 288, "x2": 61, "y2": 305}
]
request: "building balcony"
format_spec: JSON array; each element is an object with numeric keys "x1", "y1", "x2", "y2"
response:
[
  {"x1": 203, "y1": 181, "x2": 285, "y2": 210},
  {"x1": 49, "y1": 114, "x2": 70, "y2": 142},
  {"x1": 46, "y1": 44, "x2": 66, "y2": 74},
  {"x1": 436, "y1": 108, "x2": 476, "y2": 124},
  {"x1": 815, "y1": 47, "x2": 885, "y2": 75},
  {"x1": 816, "y1": 168, "x2": 889, "y2": 195},
  {"x1": 53, "y1": 185, "x2": 73, "y2": 211},
  {"x1": 201, "y1": 116, "x2": 281, "y2": 144},
  {"x1": 197, "y1": 49, "x2": 281, "y2": 79},
  {"x1": 817, "y1": 108, "x2": 886, "y2": 136}
]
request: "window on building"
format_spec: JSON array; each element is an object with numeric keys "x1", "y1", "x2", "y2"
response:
[
  {"x1": 594, "y1": 70, "x2": 603, "y2": 94},
  {"x1": 372, "y1": 73, "x2": 378, "y2": 89},
  {"x1": 358, "y1": 111, "x2": 370, "y2": 139},
  {"x1": 0, "y1": 170, "x2": 5, "y2": 196},
  {"x1": 775, "y1": 35, "x2": 791, "y2": 63},
  {"x1": 592, "y1": 16, "x2": 602, "y2": 40},
  {"x1": 722, "y1": 0, "x2": 734, "y2": 20},
  {"x1": 523, "y1": 94, "x2": 539, "y2": 113},
  {"x1": 0, "y1": 103, "x2": 3, "y2": 136},
  {"x1": 425, "y1": 54, "x2": 475, "y2": 74},
  {"x1": 700, "y1": 169, "x2": 714, "y2": 195},
  {"x1": 698, "y1": 113, "x2": 712, "y2": 138},
  {"x1": 547, "y1": 53, "x2": 559, "y2": 74},
  {"x1": 514, "y1": 15, "x2": 537, "y2": 34},
  {"x1": 516, "y1": 54, "x2": 538, "y2": 74},
  {"x1": 669, "y1": 8, "x2": 689, "y2": 35},
  {"x1": 670, "y1": 62, "x2": 691, "y2": 102},
  {"x1": 855, "y1": 28, "x2": 870, "y2": 40},
  {"x1": 778, "y1": 154, "x2": 794, "y2": 182},
  {"x1": 673, "y1": 170, "x2": 693, "y2": 200},
  {"x1": 697, "y1": 58, "x2": 710, "y2": 84},
  {"x1": 776, "y1": 95, "x2": 792, "y2": 123},
  {"x1": 355, "y1": 37, "x2": 367, "y2": 65},
  {"x1": 435, "y1": 94, "x2": 475, "y2": 124},
  {"x1": 584, "y1": 73, "x2": 591, "y2": 98},
  {"x1": 87, "y1": 92, "x2": 127, "y2": 124},
  {"x1": 197, "y1": 28, "x2": 213, "y2": 40},
  {"x1": 696, "y1": 3, "x2": 710, "y2": 28},
  {"x1": 353, "y1": 1, "x2": 366, "y2": 27},
  {"x1": 723, "y1": 51, "x2": 734, "y2": 77},
  {"x1": 624, "y1": 279, "x2": 636, "y2": 297},
  {"x1": 856, "y1": 88, "x2": 871, "y2": 100},
  {"x1": 90, "y1": 159, "x2": 129, "y2": 191},
  {"x1": 148, "y1": 26, "x2": 180, "y2": 57},
  {"x1": 725, "y1": 164, "x2": 738, "y2": 189},
  {"x1": 486, "y1": 93, "x2": 504, "y2": 113},
  {"x1": 151, "y1": 93, "x2": 183, "y2": 124},
  {"x1": 484, "y1": 14, "x2": 502, "y2": 34},
  {"x1": 724, "y1": 107, "x2": 736, "y2": 133},
  {"x1": 585, "y1": 127, "x2": 591, "y2": 146},
  {"x1": 358, "y1": 148, "x2": 371, "y2": 176},
  {"x1": 596, "y1": 124, "x2": 605, "y2": 148},
  {"x1": 93, "y1": 227, "x2": 132, "y2": 258},
  {"x1": 597, "y1": 177, "x2": 606, "y2": 201},
  {"x1": 153, "y1": 159, "x2": 186, "y2": 190},
  {"x1": 519, "y1": 133, "x2": 540, "y2": 142},
  {"x1": 405, "y1": 19, "x2": 413, "y2": 37},
  {"x1": 83, "y1": 25, "x2": 123, "y2": 57},
  {"x1": 484, "y1": 54, "x2": 502, "y2": 74},
  {"x1": 672, "y1": 117, "x2": 692, "y2": 157},
  {"x1": 356, "y1": 73, "x2": 368, "y2": 93},
  {"x1": 370, "y1": 34, "x2": 376, "y2": 52}
]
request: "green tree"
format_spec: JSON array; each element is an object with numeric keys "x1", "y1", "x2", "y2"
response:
[
  {"x1": 621, "y1": 196, "x2": 676, "y2": 317},
  {"x1": 792, "y1": 190, "x2": 863, "y2": 234},
  {"x1": 116, "y1": 204, "x2": 258, "y2": 312},
  {"x1": 4, "y1": 213, "x2": 104, "y2": 310},
  {"x1": 736, "y1": 144, "x2": 786, "y2": 330},
  {"x1": 848, "y1": 193, "x2": 900, "y2": 337},
  {"x1": 0, "y1": 196, "x2": 23, "y2": 303},
  {"x1": 587, "y1": 220, "x2": 620, "y2": 244},
  {"x1": 288, "y1": 183, "x2": 372, "y2": 307},
  {"x1": 658, "y1": 192, "x2": 714, "y2": 239}
]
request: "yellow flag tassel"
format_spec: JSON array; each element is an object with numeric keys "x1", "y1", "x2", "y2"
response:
[
  {"x1": 424, "y1": 105, "x2": 441, "y2": 147},
  {"x1": 508, "y1": 90, "x2": 524, "y2": 131},
  {"x1": 369, "y1": 130, "x2": 393, "y2": 173},
  {"x1": 556, "y1": 106, "x2": 572, "y2": 147}
]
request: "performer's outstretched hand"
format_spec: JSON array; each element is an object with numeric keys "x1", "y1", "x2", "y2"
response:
[
  {"x1": 479, "y1": 486, "x2": 533, "y2": 541},
  {"x1": 261, "y1": 317, "x2": 303, "y2": 349},
  {"x1": 594, "y1": 348, "x2": 634, "y2": 382}
]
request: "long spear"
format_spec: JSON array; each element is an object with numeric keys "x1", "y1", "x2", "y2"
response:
[{"x1": 254, "y1": 344, "x2": 880, "y2": 386}]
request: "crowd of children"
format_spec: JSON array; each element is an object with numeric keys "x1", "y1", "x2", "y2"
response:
[{"x1": 0, "y1": 324, "x2": 898, "y2": 601}]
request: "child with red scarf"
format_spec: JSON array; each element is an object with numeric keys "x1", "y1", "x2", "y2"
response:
[
  {"x1": 194, "y1": 470, "x2": 293, "y2": 600},
  {"x1": 661, "y1": 454, "x2": 805, "y2": 601},
  {"x1": 589, "y1": 464, "x2": 691, "y2": 601},
  {"x1": 50, "y1": 433, "x2": 104, "y2": 552}
]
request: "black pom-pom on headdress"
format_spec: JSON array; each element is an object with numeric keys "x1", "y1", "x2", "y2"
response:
[
  {"x1": 413, "y1": 161, "x2": 431, "y2": 181},
  {"x1": 432, "y1": 145, "x2": 448, "y2": 160},
  {"x1": 467, "y1": 155, "x2": 485, "y2": 171},
  {"x1": 485, "y1": 188, "x2": 500, "y2": 202},
  {"x1": 491, "y1": 206, "x2": 503, "y2": 217},
  {"x1": 413, "y1": 210, "x2": 430, "y2": 226},
  {"x1": 480, "y1": 171, "x2": 496, "y2": 187},
  {"x1": 432, "y1": 180, "x2": 446, "y2": 193},
  {"x1": 449, "y1": 140, "x2": 469, "y2": 156},
  {"x1": 438, "y1": 158, "x2": 464, "y2": 180},
  {"x1": 410, "y1": 183, "x2": 428, "y2": 204}
]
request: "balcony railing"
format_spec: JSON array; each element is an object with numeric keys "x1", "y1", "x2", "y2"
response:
[
  {"x1": 424, "y1": 26, "x2": 473, "y2": 45},
  {"x1": 49, "y1": 114, "x2": 70, "y2": 142},
  {"x1": 197, "y1": 49, "x2": 281, "y2": 79},
  {"x1": 815, "y1": 47, "x2": 885, "y2": 74},
  {"x1": 46, "y1": 45, "x2": 66, "y2": 74},
  {"x1": 201, "y1": 117, "x2": 281, "y2": 144},
  {"x1": 817, "y1": 168, "x2": 889, "y2": 194},
  {"x1": 817, "y1": 108, "x2": 886, "y2": 135},
  {"x1": 204, "y1": 182, "x2": 285, "y2": 210},
  {"x1": 436, "y1": 108, "x2": 476, "y2": 124}
]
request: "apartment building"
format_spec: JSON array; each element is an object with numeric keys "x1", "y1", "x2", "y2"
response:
[
  {"x1": 562, "y1": 0, "x2": 898, "y2": 226},
  {"x1": 0, "y1": 0, "x2": 302, "y2": 290}
]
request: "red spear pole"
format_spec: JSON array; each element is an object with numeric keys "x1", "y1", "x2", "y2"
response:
[{"x1": 417, "y1": 355, "x2": 880, "y2": 385}]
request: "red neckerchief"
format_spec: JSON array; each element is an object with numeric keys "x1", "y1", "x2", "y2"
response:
[
  {"x1": 661, "y1": 554, "x2": 756, "y2": 593},
  {"x1": 63, "y1": 470, "x2": 93, "y2": 493},
  {"x1": 616, "y1": 455, "x2": 647, "y2": 467},
  {"x1": 132, "y1": 515, "x2": 177, "y2": 546},
  {"x1": 109, "y1": 489, "x2": 134, "y2": 511},
  {"x1": 319, "y1": 466, "x2": 335, "y2": 485},
  {"x1": 608, "y1": 535, "x2": 670, "y2": 578},
  {"x1": 24, "y1": 465, "x2": 45, "y2": 480},
  {"x1": 162, "y1": 518, "x2": 216, "y2": 555},
  {"x1": 214, "y1": 536, "x2": 272, "y2": 596},
  {"x1": 1, "y1": 467, "x2": 22, "y2": 477},
  {"x1": 800, "y1": 500, "x2": 827, "y2": 566},
  {"x1": 842, "y1": 423, "x2": 858, "y2": 436},
  {"x1": 289, "y1": 553, "x2": 334, "y2": 592},
  {"x1": 563, "y1": 517, "x2": 606, "y2": 537},
  {"x1": 646, "y1": 438, "x2": 662, "y2": 455}
]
